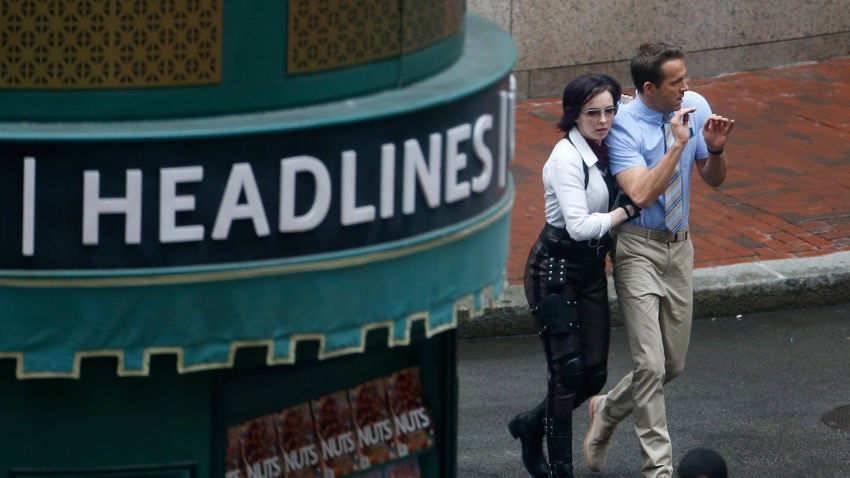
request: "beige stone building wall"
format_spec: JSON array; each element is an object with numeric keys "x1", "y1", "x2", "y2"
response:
[{"x1": 469, "y1": 0, "x2": 850, "y2": 99}]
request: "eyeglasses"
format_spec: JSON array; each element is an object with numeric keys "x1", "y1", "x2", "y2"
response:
[{"x1": 582, "y1": 106, "x2": 618, "y2": 119}]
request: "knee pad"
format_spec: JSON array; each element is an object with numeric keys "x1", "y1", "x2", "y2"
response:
[
  {"x1": 531, "y1": 294, "x2": 578, "y2": 336},
  {"x1": 549, "y1": 352, "x2": 584, "y2": 393}
]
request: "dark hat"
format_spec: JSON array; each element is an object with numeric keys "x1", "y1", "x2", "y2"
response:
[{"x1": 677, "y1": 448, "x2": 728, "y2": 478}]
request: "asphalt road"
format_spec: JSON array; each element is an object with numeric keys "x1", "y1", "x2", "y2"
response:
[{"x1": 457, "y1": 303, "x2": 850, "y2": 477}]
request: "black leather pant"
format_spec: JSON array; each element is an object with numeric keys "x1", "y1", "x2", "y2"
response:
[{"x1": 523, "y1": 224, "x2": 611, "y2": 471}]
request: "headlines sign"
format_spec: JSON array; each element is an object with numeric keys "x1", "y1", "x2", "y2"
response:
[{"x1": 0, "y1": 80, "x2": 514, "y2": 270}]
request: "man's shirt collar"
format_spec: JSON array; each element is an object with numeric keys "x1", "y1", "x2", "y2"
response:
[{"x1": 634, "y1": 94, "x2": 667, "y2": 125}]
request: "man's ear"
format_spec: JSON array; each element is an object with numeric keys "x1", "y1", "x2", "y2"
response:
[{"x1": 642, "y1": 81, "x2": 656, "y2": 96}]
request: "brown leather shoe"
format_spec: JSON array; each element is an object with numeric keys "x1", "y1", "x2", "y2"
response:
[{"x1": 583, "y1": 395, "x2": 616, "y2": 472}]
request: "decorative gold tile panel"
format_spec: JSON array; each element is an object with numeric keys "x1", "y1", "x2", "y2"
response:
[
  {"x1": 0, "y1": 0, "x2": 222, "y2": 89},
  {"x1": 402, "y1": 0, "x2": 464, "y2": 53},
  {"x1": 287, "y1": 0, "x2": 464, "y2": 75}
]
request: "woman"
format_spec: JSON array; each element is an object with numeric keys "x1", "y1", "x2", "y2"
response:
[{"x1": 508, "y1": 74, "x2": 639, "y2": 478}]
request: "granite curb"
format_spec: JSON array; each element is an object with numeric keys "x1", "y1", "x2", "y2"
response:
[{"x1": 458, "y1": 251, "x2": 850, "y2": 340}]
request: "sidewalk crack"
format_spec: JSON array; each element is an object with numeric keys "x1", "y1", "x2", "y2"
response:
[{"x1": 794, "y1": 114, "x2": 848, "y2": 133}]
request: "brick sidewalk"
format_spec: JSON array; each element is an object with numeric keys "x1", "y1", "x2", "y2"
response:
[{"x1": 508, "y1": 57, "x2": 850, "y2": 284}]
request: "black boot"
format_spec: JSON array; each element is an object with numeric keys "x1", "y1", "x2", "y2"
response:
[
  {"x1": 508, "y1": 401, "x2": 548, "y2": 477},
  {"x1": 548, "y1": 461, "x2": 574, "y2": 478},
  {"x1": 545, "y1": 417, "x2": 574, "y2": 478}
]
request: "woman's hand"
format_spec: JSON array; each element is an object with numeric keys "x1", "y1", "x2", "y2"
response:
[{"x1": 611, "y1": 188, "x2": 641, "y2": 225}]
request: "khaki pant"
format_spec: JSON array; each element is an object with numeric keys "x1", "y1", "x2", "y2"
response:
[{"x1": 604, "y1": 230, "x2": 694, "y2": 478}]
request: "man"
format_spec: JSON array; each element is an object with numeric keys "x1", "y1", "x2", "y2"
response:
[
  {"x1": 582, "y1": 42, "x2": 735, "y2": 478},
  {"x1": 677, "y1": 448, "x2": 728, "y2": 478}
]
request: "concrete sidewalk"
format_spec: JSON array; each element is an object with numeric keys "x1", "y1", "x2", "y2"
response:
[{"x1": 460, "y1": 57, "x2": 850, "y2": 338}]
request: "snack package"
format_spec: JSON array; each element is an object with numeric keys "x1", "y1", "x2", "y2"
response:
[
  {"x1": 312, "y1": 390, "x2": 359, "y2": 477},
  {"x1": 382, "y1": 457, "x2": 422, "y2": 478},
  {"x1": 226, "y1": 424, "x2": 246, "y2": 478},
  {"x1": 276, "y1": 403, "x2": 323, "y2": 478},
  {"x1": 350, "y1": 378, "x2": 397, "y2": 469},
  {"x1": 241, "y1": 414, "x2": 283, "y2": 478},
  {"x1": 385, "y1": 367, "x2": 435, "y2": 456}
]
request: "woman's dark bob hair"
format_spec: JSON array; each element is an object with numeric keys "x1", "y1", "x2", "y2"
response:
[{"x1": 556, "y1": 74, "x2": 622, "y2": 133}]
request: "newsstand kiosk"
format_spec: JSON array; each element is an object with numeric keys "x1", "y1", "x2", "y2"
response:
[{"x1": 0, "y1": 2, "x2": 516, "y2": 478}]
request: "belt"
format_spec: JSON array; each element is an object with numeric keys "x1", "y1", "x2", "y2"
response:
[
  {"x1": 616, "y1": 223, "x2": 689, "y2": 242},
  {"x1": 541, "y1": 223, "x2": 611, "y2": 258}
]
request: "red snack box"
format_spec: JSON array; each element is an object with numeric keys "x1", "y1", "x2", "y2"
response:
[
  {"x1": 241, "y1": 414, "x2": 283, "y2": 478},
  {"x1": 350, "y1": 378, "x2": 397, "y2": 469},
  {"x1": 276, "y1": 403, "x2": 322, "y2": 478},
  {"x1": 226, "y1": 424, "x2": 246, "y2": 478},
  {"x1": 312, "y1": 390, "x2": 359, "y2": 477},
  {"x1": 385, "y1": 367, "x2": 435, "y2": 456}
]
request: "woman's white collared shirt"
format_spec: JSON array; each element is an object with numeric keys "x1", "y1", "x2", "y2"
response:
[{"x1": 542, "y1": 127, "x2": 613, "y2": 241}]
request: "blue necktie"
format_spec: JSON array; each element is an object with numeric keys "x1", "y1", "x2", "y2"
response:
[{"x1": 662, "y1": 114, "x2": 684, "y2": 232}]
